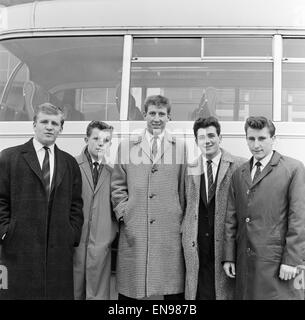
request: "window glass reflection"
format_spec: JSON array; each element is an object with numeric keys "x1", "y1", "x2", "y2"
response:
[{"x1": 130, "y1": 62, "x2": 272, "y2": 121}]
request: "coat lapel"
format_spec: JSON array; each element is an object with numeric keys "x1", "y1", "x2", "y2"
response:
[
  {"x1": 94, "y1": 164, "x2": 111, "y2": 194},
  {"x1": 22, "y1": 139, "x2": 44, "y2": 185},
  {"x1": 241, "y1": 160, "x2": 252, "y2": 189},
  {"x1": 251, "y1": 151, "x2": 280, "y2": 188},
  {"x1": 54, "y1": 145, "x2": 67, "y2": 188},
  {"x1": 139, "y1": 133, "x2": 152, "y2": 162}
]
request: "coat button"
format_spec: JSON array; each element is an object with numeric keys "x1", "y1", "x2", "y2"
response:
[
  {"x1": 245, "y1": 218, "x2": 250, "y2": 223},
  {"x1": 205, "y1": 233, "x2": 209, "y2": 237},
  {"x1": 151, "y1": 166, "x2": 158, "y2": 173},
  {"x1": 247, "y1": 247, "x2": 251, "y2": 253},
  {"x1": 246, "y1": 190, "x2": 250, "y2": 195},
  {"x1": 192, "y1": 241, "x2": 196, "y2": 247},
  {"x1": 150, "y1": 219, "x2": 155, "y2": 224},
  {"x1": 149, "y1": 194, "x2": 156, "y2": 199}
]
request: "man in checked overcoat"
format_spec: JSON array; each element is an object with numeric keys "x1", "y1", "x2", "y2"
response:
[
  {"x1": 111, "y1": 95, "x2": 187, "y2": 299},
  {"x1": 182, "y1": 117, "x2": 245, "y2": 300}
]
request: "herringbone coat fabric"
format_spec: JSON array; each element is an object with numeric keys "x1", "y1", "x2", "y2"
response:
[
  {"x1": 111, "y1": 130, "x2": 187, "y2": 299},
  {"x1": 182, "y1": 149, "x2": 245, "y2": 300},
  {"x1": 73, "y1": 148, "x2": 118, "y2": 300},
  {"x1": 0, "y1": 138, "x2": 83, "y2": 300},
  {"x1": 224, "y1": 151, "x2": 305, "y2": 300}
]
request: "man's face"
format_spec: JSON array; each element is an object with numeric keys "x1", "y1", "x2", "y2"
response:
[
  {"x1": 85, "y1": 128, "x2": 112, "y2": 161},
  {"x1": 144, "y1": 105, "x2": 169, "y2": 135},
  {"x1": 246, "y1": 126, "x2": 275, "y2": 161},
  {"x1": 196, "y1": 126, "x2": 222, "y2": 160},
  {"x1": 33, "y1": 112, "x2": 63, "y2": 146}
]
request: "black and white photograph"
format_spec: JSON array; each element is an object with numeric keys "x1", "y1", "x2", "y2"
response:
[{"x1": 0, "y1": 0, "x2": 305, "y2": 308}]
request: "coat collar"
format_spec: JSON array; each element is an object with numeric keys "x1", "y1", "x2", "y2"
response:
[
  {"x1": 76, "y1": 146, "x2": 112, "y2": 193},
  {"x1": 187, "y1": 149, "x2": 236, "y2": 203},
  {"x1": 131, "y1": 129, "x2": 176, "y2": 164},
  {"x1": 21, "y1": 138, "x2": 67, "y2": 191},
  {"x1": 241, "y1": 150, "x2": 280, "y2": 188}
]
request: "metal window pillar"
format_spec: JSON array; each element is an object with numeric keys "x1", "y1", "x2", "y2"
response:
[
  {"x1": 120, "y1": 35, "x2": 133, "y2": 120},
  {"x1": 273, "y1": 35, "x2": 282, "y2": 121}
]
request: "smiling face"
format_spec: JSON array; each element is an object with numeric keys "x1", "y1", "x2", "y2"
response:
[
  {"x1": 196, "y1": 126, "x2": 222, "y2": 160},
  {"x1": 144, "y1": 104, "x2": 169, "y2": 135},
  {"x1": 33, "y1": 112, "x2": 63, "y2": 146},
  {"x1": 85, "y1": 128, "x2": 112, "y2": 161},
  {"x1": 246, "y1": 126, "x2": 275, "y2": 161}
]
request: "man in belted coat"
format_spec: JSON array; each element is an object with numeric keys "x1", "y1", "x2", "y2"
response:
[
  {"x1": 182, "y1": 117, "x2": 245, "y2": 300},
  {"x1": 0, "y1": 103, "x2": 83, "y2": 299},
  {"x1": 223, "y1": 116, "x2": 305, "y2": 300},
  {"x1": 74, "y1": 121, "x2": 118, "y2": 300},
  {"x1": 111, "y1": 95, "x2": 187, "y2": 299}
]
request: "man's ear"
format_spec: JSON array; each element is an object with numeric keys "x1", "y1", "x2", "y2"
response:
[
  {"x1": 84, "y1": 137, "x2": 88, "y2": 144},
  {"x1": 219, "y1": 134, "x2": 222, "y2": 143}
]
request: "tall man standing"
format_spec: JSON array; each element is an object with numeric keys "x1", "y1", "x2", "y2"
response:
[
  {"x1": 0, "y1": 103, "x2": 83, "y2": 299},
  {"x1": 182, "y1": 117, "x2": 245, "y2": 300},
  {"x1": 223, "y1": 116, "x2": 305, "y2": 300},
  {"x1": 111, "y1": 95, "x2": 187, "y2": 299}
]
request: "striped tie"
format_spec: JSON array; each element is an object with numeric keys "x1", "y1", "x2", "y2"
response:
[
  {"x1": 252, "y1": 161, "x2": 262, "y2": 184},
  {"x1": 42, "y1": 146, "x2": 50, "y2": 198},
  {"x1": 207, "y1": 160, "x2": 215, "y2": 203}
]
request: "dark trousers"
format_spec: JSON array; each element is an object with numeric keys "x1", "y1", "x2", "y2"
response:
[{"x1": 118, "y1": 293, "x2": 185, "y2": 300}]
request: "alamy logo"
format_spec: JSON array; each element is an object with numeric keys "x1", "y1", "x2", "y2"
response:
[
  {"x1": 293, "y1": 265, "x2": 305, "y2": 290},
  {"x1": 0, "y1": 265, "x2": 8, "y2": 289}
]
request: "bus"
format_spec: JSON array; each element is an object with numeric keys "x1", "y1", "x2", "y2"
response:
[{"x1": 1, "y1": 0, "x2": 305, "y2": 163}]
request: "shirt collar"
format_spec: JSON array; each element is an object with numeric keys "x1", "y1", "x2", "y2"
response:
[
  {"x1": 145, "y1": 129, "x2": 165, "y2": 143},
  {"x1": 253, "y1": 150, "x2": 274, "y2": 169},
  {"x1": 201, "y1": 150, "x2": 222, "y2": 167},
  {"x1": 33, "y1": 138, "x2": 55, "y2": 154}
]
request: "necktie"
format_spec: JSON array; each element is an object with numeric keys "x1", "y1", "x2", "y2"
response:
[
  {"x1": 207, "y1": 160, "x2": 215, "y2": 203},
  {"x1": 252, "y1": 161, "x2": 262, "y2": 183},
  {"x1": 93, "y1": 162, "x2": 99, "y2": 189},
  {"x1": 151, "y1": 136, "x2": 158, "y2": 159},
  {"x1": 42, "y1": 146, "x2": 50, "y2": 198}
]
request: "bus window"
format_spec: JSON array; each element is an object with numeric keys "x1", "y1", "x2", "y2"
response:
[
  {"x1": 0, "y1": 45, "x2": 29, "y2": 121},
  {"x1": 203, "y1": 38, "x2": 272, "y2": 57},
  {"x1": 282, "y1": 39, "x2": 305, "y2": 121},
  {"x1": 133, "y1": 38, "x2": 201, "y2": 57},
  {"x1": 130, "y1": 62, "x2": 272, "y2": 121},
  {"x1": 0, "y1": 36, "x2": 123, "y2": 121}
]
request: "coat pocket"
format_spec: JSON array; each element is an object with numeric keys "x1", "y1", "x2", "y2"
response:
[{"x1": 3, "y1": 219, "x2": 17, "y2": 246}]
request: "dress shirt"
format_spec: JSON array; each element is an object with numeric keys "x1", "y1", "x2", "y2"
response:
[
  {"x1": 201, "y1": 151, "x2": 222, "y2": 200},
  {"x1": 145, "y1": 129, "x2": 165, "y2": 155},
  {"x1": 251, "y1": 151, "x2": 274, "y2": 180},
  {"x1": 33, "y1": 138, "x2": 55, "y2": 189}
]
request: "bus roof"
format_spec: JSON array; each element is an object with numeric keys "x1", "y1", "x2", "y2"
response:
[{"x1": 1, "y1": 0, "x2": 305, "y2": 34}]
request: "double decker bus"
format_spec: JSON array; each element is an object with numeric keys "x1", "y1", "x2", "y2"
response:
[{"x1": 1, "y1": 0, "x2": 305, "y2": 162}]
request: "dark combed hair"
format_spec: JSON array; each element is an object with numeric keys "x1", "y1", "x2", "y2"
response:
[
  {"x1": 193, "y1": 116, "x2": 221, "y2": 139},
  {"x1": 86, "y1": 120, "x2": 114, "y2": 137},
  {"x1": 143, "y1": 95, "x2": 171, "y2": 114},
  {"x1": 33, "y1": 102, "x2": 65, "y2": 127},
  {"x1": 244, "y1": 116, "x2": 276, "y2": 137}
]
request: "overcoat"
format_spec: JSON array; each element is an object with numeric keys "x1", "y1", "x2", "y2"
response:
[
  {"x1": 111, "y1": 130, "x2": 187, "y2": 299},
  {"x1": 182, "y1": 149, "x2": 245, "y2": 300},
  {"x1": 0, "y1": 138, "x2": 83, "y2": 299},
  {"x1": 73, "y1": 148, "x2": 118, "y2": 300},
  {"x1": 223, "y1": 151, "x2": 305, "y2": 300}
]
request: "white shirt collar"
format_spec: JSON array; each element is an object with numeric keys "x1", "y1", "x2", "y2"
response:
[
  {"x1": 33, "y1": 138, "x2": 55, "y2": 154},
  {"x1": 253, "y1": 150, "x2": 274, "y2": 169},
  {"x1": 201, "y1": 150, "x2": 222, "y2": 168},
  {"x1": 145, "y1": 129, "x2": 165, "y2": 144}
]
